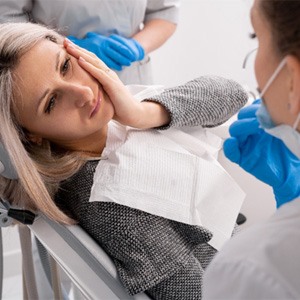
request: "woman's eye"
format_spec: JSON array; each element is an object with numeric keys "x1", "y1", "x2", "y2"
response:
[
  {"x1": 45, "y1": 96, "x2": 56, "y2": 114},
  {"x1": 61, "y1": 57, "x2": 70, "y2": 74},
  {"x1": 249, "y1": 32, "x2": 257, "y2": 39}
]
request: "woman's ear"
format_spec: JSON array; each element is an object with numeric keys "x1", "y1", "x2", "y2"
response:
[
  {"x1": 286, "y1": 55, "x2": 300, "y2": 116},
  {"x1": 27, "y1": 133, "x2": 43, "y2": 146}
]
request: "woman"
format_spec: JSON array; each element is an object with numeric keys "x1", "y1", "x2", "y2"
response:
[
  {"x1": 0, "y1": 22, "x2": 247, "y2": 298},
  {"x1": 0, "y1": 0, "x2": 179, "y2": 84},
  {"x1": 203, "y1": 0, "x2": 300, "y2": 298}
]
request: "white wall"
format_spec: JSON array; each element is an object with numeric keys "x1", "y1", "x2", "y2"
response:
[{"x1": 152, "y1": 0, "x2": 257, "y2": 90}]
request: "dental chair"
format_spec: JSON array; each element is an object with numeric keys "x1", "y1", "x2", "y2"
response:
[
  {"x1": 30, "y1": 214, "x2": 151, "y2": 299},
  {"x1": 0, "y1": 143, "x2": 151, "y2": 300}
]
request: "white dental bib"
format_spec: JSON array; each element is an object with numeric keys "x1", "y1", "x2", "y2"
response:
[{"x1": 89, "y1": 85, "x2": 245, "y2": 250}]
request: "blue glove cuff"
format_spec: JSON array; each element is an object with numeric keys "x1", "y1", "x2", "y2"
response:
[
  {"x1": 274, "y1": 174, "x2": 300, "y2": 208},
  {"x1": 131, "y1": 38, "x2": 145, "y2": 60},
  {"x1": 274, "y1": 193, "x2": 299, "y2": 208}
]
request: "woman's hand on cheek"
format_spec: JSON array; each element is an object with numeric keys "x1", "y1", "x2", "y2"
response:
[
  {"x1": 64, "y1": 39, "x2": 170, "y2": 129},
  {"x1": 64, "y1": 39, "x2": 146, "y2": 127}
]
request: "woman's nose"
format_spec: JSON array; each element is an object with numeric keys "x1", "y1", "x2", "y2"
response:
[{"x1": 70, "y1": 84, "x2": 94, "y2": 108}]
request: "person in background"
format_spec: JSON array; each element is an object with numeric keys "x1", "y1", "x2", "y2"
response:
[
  {"x1": 203, "y1": 0, "x2": 300, "y2": 298},
  {"x1": 0, "y1": 0, "x2": 179, "y2": 84}
]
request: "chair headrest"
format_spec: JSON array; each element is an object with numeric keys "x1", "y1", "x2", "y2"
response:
[
  {"x1": 0, "y1": 142, "x2": 18, "y2": 179},
  {"x1": 0, "y1": 144, "x2": 35, "y2": 225}
]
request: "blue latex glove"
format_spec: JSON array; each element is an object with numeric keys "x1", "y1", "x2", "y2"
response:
[
  {"x1": 68, "y1": 32, "x2": 136, "y2": 71},
  {"x1": 224, "y1": 100, "x2": 300, "y2": 208},
  {"x1": 110, "y1": 34, "x2": 145, "y2": 62}
]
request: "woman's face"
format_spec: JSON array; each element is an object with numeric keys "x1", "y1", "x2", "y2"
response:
[
  {"x1": 13, "y1": 39, "x2": 114, "y2": 151},
  {"x1": 251, "y1": 0, "x2": 293, "y2": 126}
]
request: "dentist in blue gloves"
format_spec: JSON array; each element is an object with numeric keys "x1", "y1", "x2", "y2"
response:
[
  {"x1": 203, "y1": 0, "x2": 300, "y2": 299},
  {"x1": 224, "y1": 99, "x2": 300, "y2": 209},
  {"x1": 0, "y1": 0, "x2": 179, "y2": 84}
]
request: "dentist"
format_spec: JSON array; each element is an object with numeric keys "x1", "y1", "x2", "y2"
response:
[{"x1": 203, "y1": 0, "x2": 300, "y2": 299}]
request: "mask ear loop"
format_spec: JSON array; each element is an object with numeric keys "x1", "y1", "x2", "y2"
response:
[{"x1": 260, "y1": 59, "x2": 287, "y2": 97}]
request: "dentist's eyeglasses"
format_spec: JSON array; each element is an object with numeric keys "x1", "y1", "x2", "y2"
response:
[
  {"x1": 242, "y1": 47, "x2": 259, "y2": 100},
  {"x1": 242, "y1": 47, "x2": 257, "y2": 69}
]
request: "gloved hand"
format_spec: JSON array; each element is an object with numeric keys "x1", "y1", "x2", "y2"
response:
[
  {"x1": 109, "y1": 34, "x2": 145, "y2": 62},
  {"x1": 68, "y1": 32, "x2": 136, "y2": 71},
  {"x1": 224, "y1": 100, "x2": 300, "y2": 208}
]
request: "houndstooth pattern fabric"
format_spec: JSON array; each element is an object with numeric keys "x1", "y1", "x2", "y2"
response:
[
  {"x1": 146, "y1": 75, "x2": 248, "y2": 130},
  {"x1": 55, "y1": 76, "x2": 247, "y2": 298}
]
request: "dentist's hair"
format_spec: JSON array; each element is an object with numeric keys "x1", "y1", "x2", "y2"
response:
[
  {"x1": 0, "y1": 22, "x2": 84, "y2": 224},
  {"x1": 260, "y1": 0, "x2": 300, "y2": 58}
]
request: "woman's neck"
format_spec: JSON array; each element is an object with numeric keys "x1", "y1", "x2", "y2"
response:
[{"x1": 54, "y1": 126, "x2": 108, "y2": 157}]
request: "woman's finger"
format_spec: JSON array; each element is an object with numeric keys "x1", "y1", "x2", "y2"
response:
[
  {"x1": 65, "y1": 43, "x2": 101, "y2": 65},
  {"x1": 78, "y1": 56, "x2": 120, "y2": 87},
  {"x1": 64, "y1": 39, "x2": 108, "y2": 70},
  {"x1": 77, "y1": 56, "x2": 144, "y2": 128},
  {"x1": 64, "y1": 38, "x2": 97, "y2": 58}
]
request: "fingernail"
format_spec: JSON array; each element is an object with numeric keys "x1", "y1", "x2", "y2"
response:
[
  {"x1": 79, "y1": 56, "x2": 86, "y2": 62},
  {"x1": 65, "y1": 37, "x2": 74, "y2": 44}
]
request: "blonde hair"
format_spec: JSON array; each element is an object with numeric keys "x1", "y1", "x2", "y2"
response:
[{"x1": 0, "y1": 22, "x2": 85, "y2": 224}]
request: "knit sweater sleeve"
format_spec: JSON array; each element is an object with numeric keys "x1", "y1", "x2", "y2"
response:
[{"x1": 144, "y1": 75, "x2": 248, "y2": 129}]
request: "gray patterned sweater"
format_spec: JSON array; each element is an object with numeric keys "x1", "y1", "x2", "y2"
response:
[{"x1": 55, "y1": 76, "x2": 247, "y2": 299}]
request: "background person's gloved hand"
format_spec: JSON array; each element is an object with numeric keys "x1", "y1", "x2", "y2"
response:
[
  {"x1": 223, "y1": 100, "x2": 300, "y2": 208},
  {"x1": 68, "y1": 32, "x2": 135, "y2": 71},
  {"x1": 109, "y1": 34, "x2": 145, "y2": 62}
]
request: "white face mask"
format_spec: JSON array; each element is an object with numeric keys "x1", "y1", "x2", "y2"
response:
[{"x1": 256, "y1": 59, "x2": 300, "y2": 159}]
